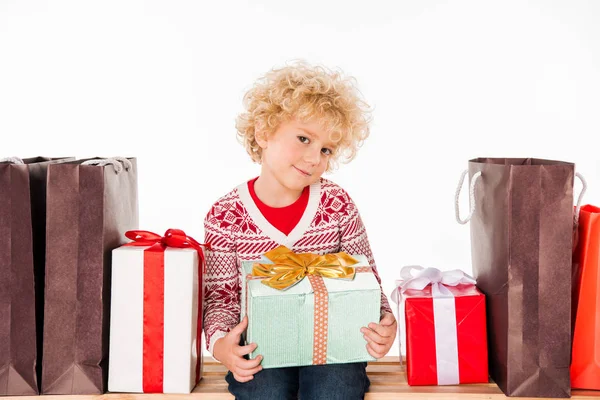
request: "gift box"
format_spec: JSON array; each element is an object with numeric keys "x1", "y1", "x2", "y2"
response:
[
  {"x1": 108, "y1": 229, "x2": 207, "y2": 394},
  {"x1": 571, "y1": 204, "x2": 600, "y2": 389},
  {"x1": 240, "y1": 246, "x2": 381, "y2": 369},
  {"x1": 395, "y1": 266, "x2": 488, "y2": 386}
]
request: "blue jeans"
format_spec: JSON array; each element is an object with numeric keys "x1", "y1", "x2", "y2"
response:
[{"x1": 225, "y1": 362, "x2": 370, "y2": 400}]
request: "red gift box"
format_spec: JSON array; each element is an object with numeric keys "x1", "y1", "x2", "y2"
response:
[{"x1": 395, "y1": 267, "x2": 488, "y2": 386}]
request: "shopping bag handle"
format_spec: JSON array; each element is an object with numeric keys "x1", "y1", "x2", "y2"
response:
[
  {"x1": 0, "y1": 157, "x2": 24, "y2": 164},
  {"x1": 454, "y1": 170, "x2": 587, "y2": 226},
  {"x1": 454, "y1": 170, "x2": 482, "y2": 225},
  {"x1": 82, "y1": 157, "x2": 133, "y2": 174},
  {"x1": 574, "y1": 173, "x2": 587, "y2": 226}
]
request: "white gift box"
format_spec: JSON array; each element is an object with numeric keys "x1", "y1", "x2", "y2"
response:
[{"x1": 108, "y1": 246, "x2": 202, "y2": 394}]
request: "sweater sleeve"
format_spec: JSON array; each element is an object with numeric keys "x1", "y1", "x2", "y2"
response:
[
  {"x1": 339, "y1": 194, "x2": 393, "y2": 317},
  {"x1": 203, "y1": 204, "x2": 241, "y2": 356}
]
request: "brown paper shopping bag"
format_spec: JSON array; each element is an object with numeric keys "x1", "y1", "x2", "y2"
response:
[
  {"x1": 41, "y1": 157, "x2": 138, "y2": 394},
  {"x1": 455, "y1": 158, "x2": 582, "y2": 398},
  {"x1": 0, "y1": 156, "x2": 73, "y2": 395}
]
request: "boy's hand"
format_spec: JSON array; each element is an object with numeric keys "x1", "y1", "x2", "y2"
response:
[
  {"x1": 212, "y1": 316, "x2": 263, "y2": 383},
  {"x1": 361, "y1": 312, "x2": 397, "y2": 359}
]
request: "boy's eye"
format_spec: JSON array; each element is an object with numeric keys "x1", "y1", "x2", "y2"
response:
[
  {"x1": 321, "y1": 148, "x2": 332, "y2": 156},
  {"x1": 298, "y1": 136, "x2": 310, "y2": 144}
]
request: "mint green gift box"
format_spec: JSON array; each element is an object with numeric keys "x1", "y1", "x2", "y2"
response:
[{"x1": 240, "y1": 254, "x2": 381, "y2": 369}]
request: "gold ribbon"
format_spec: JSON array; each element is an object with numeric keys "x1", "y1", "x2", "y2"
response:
[{"x1": 252, "y1": 245, "x2": 359, "y2": 290}]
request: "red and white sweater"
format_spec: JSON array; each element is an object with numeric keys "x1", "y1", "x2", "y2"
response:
[{"x1": 203, "y1": 178, "x2": 392, "y2": 355}]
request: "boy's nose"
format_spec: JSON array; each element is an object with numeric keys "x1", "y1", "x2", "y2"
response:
[{"x1": 303, "y1": 148, "x2": 321, "y2": 165}]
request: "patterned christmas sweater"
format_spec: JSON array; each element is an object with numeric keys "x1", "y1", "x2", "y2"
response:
[{"x1": 203, "y1": 178, "x2": 392, "y2": 355}]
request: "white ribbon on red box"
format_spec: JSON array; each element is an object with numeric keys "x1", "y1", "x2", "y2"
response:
[{"x1": 392, "y1": 266, "x2": 476, "y2": 385}]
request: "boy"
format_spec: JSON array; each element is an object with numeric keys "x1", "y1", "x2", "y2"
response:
[{"x1": 203, "y1": 61, "x2": 396, "y2": 399}]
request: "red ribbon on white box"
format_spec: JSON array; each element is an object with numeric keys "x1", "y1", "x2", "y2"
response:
[{"x1": 392, "y1": 266, "x2": 476, "y2": 385}]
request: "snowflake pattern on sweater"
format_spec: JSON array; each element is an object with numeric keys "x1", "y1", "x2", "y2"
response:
[{"x1": 203, "y1": 178, "x2": 392, "y2": 355}]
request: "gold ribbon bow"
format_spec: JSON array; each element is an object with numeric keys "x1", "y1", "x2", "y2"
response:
[{"x1": 252, "y1": 245, "x2": 359, "y2": 290}]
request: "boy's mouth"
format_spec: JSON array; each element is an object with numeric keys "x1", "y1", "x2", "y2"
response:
[{"x1": 293, "y1": 166, "x2": 312, "y2": 177}]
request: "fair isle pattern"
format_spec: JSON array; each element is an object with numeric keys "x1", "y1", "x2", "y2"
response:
[
  {"x1": 308, "y1": 274, "x2": 328, "y2": 365},
  {"x1": 203, "y1": 178, "x2": 393, "y2": 355}
]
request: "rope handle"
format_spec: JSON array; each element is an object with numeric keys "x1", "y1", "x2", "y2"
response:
[
  {"x1": 0, "y1": 157, "x2": 25, "y2": 164},
  {"x1": 454, "y1": 170, "x2": 482, "y2": 224},
  {"x1": 82, "y1": 157, "x2": 133, "y2": 174},
  {"x1": 574, "y1": 172, "x2": 587, "y2": 227}
]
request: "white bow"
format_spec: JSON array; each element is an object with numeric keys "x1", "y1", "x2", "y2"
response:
[{"x1": 392, "y1": 265, "x2": 476, "y2": 302}]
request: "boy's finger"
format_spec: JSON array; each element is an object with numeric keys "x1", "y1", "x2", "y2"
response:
[
  {"x1": 235, "y1": 355, "x2": 263, "y2": 370},
  {"x1": 231, "y1": 316, "x2": 248, "y2": 336},
  {"x1": 377, "y1": 325, "x2": 396, "y2": 338},
  {"x1": 367, "y1": 322, "x2": 391, "y2": 337},
  {"x1": 379, "y1": 313, "x2": 396, "y2": 326},
  {"x1": 234, "y1": 342, "x2": 257, "y2": 356},
  {"x1": 234, "y1": 364, "x2": 263, "y2": 377},
  {"x1": 365, "y1": 344, "x2": 384, "y2": 359},
  {"x1": 367, "y1": 340, "x2": 386, "y2": 355},
  {"x1": 361, "y1": 328, "x2": 386, "y2": 345},
  {"x1": 233, "y1": 373, "x2": 253, "y2": 383}
]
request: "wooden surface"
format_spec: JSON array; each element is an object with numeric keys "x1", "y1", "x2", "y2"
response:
[{"x1": 2, "y1": 357, "x2": 598, "y2": 399}]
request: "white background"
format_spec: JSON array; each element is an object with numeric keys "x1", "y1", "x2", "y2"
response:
[{"x1": 2, "y1": 0, "x2": 599, "y2": 357}]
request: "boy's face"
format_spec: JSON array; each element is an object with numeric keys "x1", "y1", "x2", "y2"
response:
[{"x1": 257, "y1": 118, "x2": 336, "y2": 192}]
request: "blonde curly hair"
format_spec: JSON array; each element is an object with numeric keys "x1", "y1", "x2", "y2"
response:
[{"x1": 236, "y1": 61, "x2": 372, "y2": 170}]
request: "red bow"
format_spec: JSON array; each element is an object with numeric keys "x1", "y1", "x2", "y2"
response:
[{"x1": 125, "y1": 229, "x2": 211, "y2": 271}]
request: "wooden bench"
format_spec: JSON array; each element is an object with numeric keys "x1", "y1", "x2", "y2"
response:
[{"x1": 2, "y1": 357, "x2": 598, "y2": 399}]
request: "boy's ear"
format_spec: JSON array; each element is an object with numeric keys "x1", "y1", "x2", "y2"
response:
[{"x1": 255, "y1": 130, "x2": 269, "y2": 149}]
